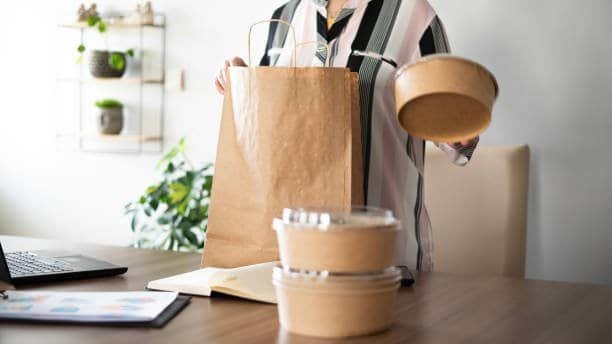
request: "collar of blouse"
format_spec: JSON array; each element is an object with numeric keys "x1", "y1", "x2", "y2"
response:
[{"x1": 312, "y1": 0, "x2": 372, "y2": 11}]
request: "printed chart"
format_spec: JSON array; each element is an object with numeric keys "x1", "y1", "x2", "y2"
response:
[{"x1": 0, "y1": 291, "x2": 178, "y2": 322}]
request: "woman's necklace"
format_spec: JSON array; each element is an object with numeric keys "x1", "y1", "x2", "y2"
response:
[{"x1": 327, "y1": 0, "x2": 349, "y2": 29}]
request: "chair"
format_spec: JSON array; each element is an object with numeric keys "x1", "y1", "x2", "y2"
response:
[{"x1": 424, "y1": 144, "x2": 530, "y2": 278}]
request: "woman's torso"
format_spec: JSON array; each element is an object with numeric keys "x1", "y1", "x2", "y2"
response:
[{"x1": 262, "y1": 0, "x2": 444, "y2": 270}]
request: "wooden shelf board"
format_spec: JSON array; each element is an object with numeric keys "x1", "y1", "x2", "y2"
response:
[
  {"x1": 57, "y1": 133, "x2": 162, "y2": 143},
  {"x1": 57, "y1": 77, "x2": 164, "y2": 85},
  {"x1": 60, "y1": 22, "x2": 164, "y2": 29}
]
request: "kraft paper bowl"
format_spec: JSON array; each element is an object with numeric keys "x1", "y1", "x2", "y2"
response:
[
  {"x1": 273, "y1": 207, "x2": 400, "y2": 273},
  {"x1": 273, "y1": 267, "x2": 401, "y2": 338},
  {"x1": 394, "y1": 54, "x2": 499, "y2": 143}
]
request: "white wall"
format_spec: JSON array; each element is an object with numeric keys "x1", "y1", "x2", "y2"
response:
[
  {"x1": 429, "y1": 0, "x2": 612, "y2": 284},
  {"x1": 1, "y1": 0, "x2": 611, "y2": 284},
  {"x1": 0, "y1": 0, "x2": 283, "y2": 244}
]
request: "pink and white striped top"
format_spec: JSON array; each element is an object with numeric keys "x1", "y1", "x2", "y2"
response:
[{"x1": 260, "y1": 0, "x2": 479, "y2": 271}]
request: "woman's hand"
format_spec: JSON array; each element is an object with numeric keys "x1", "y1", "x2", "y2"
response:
[
  {"x1": 215, "y1": 57, "x2": 247, "y2": 95},
  {"x1": 448, "y1": 137, "x2": 479, "y2": 148}
]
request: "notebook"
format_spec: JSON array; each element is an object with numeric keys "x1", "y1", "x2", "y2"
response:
[
  {"x1": 0, "y1": 291, "x2": 190, "y2": 327},
  {"x1": 147, "y1": 261, "x2": 277, "y2": 304}
]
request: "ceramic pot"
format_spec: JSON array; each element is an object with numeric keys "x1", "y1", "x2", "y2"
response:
[
  {"x1": 89, "y1": 50, "x2": 126, "y2": 78},
  {"x1": 98, "y1": 107, "x2": 123, "y2": 135}
]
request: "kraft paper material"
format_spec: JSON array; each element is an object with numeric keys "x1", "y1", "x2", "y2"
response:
[
  {"x1": 202, "y1": 67, "x2": 362, "y2": 268},
  {"x1": 395, "y1": 55, "x2": 498, "y2": 142}
]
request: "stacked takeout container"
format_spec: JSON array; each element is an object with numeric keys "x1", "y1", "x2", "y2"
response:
[{"x1": 272, "y1": 206, "x2": 402, "y2": 338}]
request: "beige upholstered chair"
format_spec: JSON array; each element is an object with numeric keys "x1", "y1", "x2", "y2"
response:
[{"x1": 424, "y1": 144, "x2": 530, "y2": 278}]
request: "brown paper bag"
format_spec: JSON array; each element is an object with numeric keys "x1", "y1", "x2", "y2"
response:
[{"x1": 201, "y1": 67, "x2": 362, "y2": 268}]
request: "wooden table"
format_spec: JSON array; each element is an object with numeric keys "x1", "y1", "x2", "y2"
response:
[{"x1": 1, "y1": 235, "x2": 612, "y2": 344}]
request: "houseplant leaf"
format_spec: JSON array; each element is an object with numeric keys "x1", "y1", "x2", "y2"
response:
[
  {"x1": 169, "y1": 182, "x2": 189, "y2": 204},
  {"x1": 125, "y1": 138, "x2": 212, "y2": 252},
  {"x1": 109, "y1": 53, "x2": 126, "y2": 71}
]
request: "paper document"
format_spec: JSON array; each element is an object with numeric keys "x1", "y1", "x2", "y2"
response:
[
  {"x1": 0, "y1": 291, "x2": 178, "y2": 322},
  {"x1": 147, "y1": 261, "x2": 277, "y2": 304}
]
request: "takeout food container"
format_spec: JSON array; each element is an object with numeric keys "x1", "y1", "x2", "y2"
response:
[
  {"x1": 394, "y1": 54, "x2": 499, "y2": 142},
  {"x1": 273, "y1": 266, "x2": 401, "y2": 338},
  {"x1": 273, "y1": 207, "x2": 400, "y2": 273}
]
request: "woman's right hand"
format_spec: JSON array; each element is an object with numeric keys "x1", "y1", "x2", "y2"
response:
[{"x1": 215, "y1": 57, "x2": 247, "y2": 95}]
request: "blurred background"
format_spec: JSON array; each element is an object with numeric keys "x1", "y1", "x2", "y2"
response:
[{"x1": 0, "y1": 0, "x2": 611, "y2": 284}]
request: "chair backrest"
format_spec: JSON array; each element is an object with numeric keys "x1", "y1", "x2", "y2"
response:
[{"x1": 424, "y1": 144, "x2": 530, "y2": 278}]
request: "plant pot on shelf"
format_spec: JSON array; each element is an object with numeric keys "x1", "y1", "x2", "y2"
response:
[
  {"x1": 89, "y1": 50, "x2": 127, "y2": 78},
  {"x1": 98, "y1": 107, "x2": 124, "y2": 135}
]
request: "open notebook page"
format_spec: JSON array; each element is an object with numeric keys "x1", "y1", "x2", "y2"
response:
[
  {"x1": 147, "y1": 269, "x2": 218, "y2": 296},
  {"x1": 207, "y1": 262, "x2": 276, "y2": 303},
  {"x1": 147, "y1": 262, "x2": 277, "y2": 304}
]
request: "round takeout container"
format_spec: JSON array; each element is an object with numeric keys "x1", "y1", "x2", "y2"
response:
[
  {"x1": 273, "y1": 266, "x2": 401, "y2": 338},
  {"x1": 394, "y1": 54, "x2": 499, "y2": 143},
  {"x1": 273, "y1": 207, "x2": 400, "y2": 273}
]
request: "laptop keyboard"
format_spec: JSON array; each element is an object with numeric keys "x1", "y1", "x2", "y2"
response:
[{"x1": 6, "y1": 251, "x2": 74, "y2": 277}]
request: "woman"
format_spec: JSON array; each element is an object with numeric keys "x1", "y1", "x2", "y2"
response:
[{"x1": 215, "y1": 0, "x2": 479, "y2": 272}]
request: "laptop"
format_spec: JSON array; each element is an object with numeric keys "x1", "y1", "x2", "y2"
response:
[{"x1": 0, "y1": 242, "x2": 127, "y2": 285}]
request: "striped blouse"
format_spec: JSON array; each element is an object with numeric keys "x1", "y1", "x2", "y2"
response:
[{"x1": 260, "y1": 0, "x2": 478, "y2": 271}]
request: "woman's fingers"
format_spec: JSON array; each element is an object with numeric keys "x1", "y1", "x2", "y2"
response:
[
  {"x1": 215, "y1": 69, "x2": 225, "y2": 95},
  {"x1": 220, "y1": 60, "x2": 230, "y2": 90},
  {"x1": 215, "y1": 57, "x2": 247, "y2": 95},
  {"x1": 230, "y1": 57, "x2": 247, "y2": 67},
  {"x1": 449, "y1": 137, "x2": 479, "y2": 147},
  {"x1": 215, "y1": 60, "x2": 231, "y2": 95},
  {"x1": 222, "y1": 59, "x2": 230, "y2": 80},
  {"x1": 214, "y1": 77, "x2": 224, "y2": 94}
]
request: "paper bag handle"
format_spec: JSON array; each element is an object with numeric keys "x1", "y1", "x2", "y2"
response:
[{"x1": 248, "y1": 19, "x2": 297, "y2": 67}]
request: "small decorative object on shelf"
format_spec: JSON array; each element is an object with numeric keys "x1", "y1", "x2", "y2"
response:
[
  {"x1": 141, "y1": 2, "x2": 154, "y2": 25},
  {"x1": 77, "y1": 3, "x2": 99, "y2": 23},
  {"x1": 127, "y1": 1, "x2": 155, "y2": 25},
  {"x1": 95, "y1": 98, "x2": 124, "y2": 135},
  {"x1": 77, "y1": 4, "x2": 87, "y2": 22}
]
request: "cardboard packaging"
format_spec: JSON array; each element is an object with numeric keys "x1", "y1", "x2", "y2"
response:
[
  {"x1": 394, "y1": 54, "x2": 499, "y2": 142},
  {"x1": 202, "y1": 67, "x2": 363, "y2": 268},
  {"x1": 273, "y1": 207, "x2": 399, "y2": 273},
  {"x1": 273, "y1": 267, "x2": 401, "y2": 338}
]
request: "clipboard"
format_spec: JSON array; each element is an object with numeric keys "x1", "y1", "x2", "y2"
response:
[
  {"x1": 1, "y1": 251, "x2": 190, "y2": 328},
  {"x1": 0, "y1": 294, "x2": 191, "y2": 328}
]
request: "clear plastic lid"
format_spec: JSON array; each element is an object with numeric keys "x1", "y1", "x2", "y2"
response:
[
  {"x1": 273, "y1": 265, "x2": 401, "y2": 284},
  {"x1": 272, "y1": 206, "x2": 399, "y2": 232}
]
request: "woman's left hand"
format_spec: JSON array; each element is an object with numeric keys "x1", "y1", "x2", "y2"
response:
[{"x1": 448, "y1": 137, "x2": 479, "y2": 147}]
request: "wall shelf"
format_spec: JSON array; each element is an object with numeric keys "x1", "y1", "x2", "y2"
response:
[{"x1": 56, "y1": 13, "x2": 167, "y2": 154}]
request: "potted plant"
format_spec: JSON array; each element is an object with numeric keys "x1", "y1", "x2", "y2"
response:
[
  {"x1": 95, "y1": 98, "x2": 124, "y2": 135},
  {"x1": 77, "y1": 16, "x2": 134, "y2": 78},
  {"x1": 125, "y1": 138, "x2": 214, "y2": 252}
]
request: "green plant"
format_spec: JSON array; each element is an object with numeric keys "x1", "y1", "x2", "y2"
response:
[
  {"x1": 125, "y1": 138, "x2": 214, "y2": 252},
  {"x1": 76, "y1": 15, "x2": 135, "y2": 70},
  {"x1": 95, "y1": 98, "x2": 123, "y2": 109}
]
